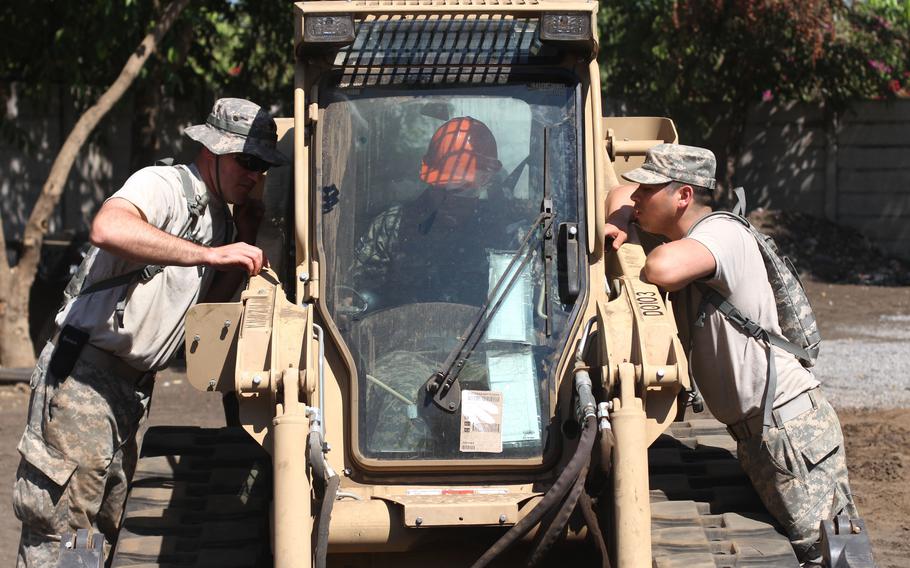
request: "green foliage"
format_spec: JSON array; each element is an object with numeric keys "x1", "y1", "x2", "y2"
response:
[
  {"x1": 0, "y1": 0, "x2": 293, "y2": 112},
  {"x1": 599, "y1": 2, "x2": 908, "y2": 108},
  {"x1": 597, "y1": 0, "x2": 910, "y2": 180}
]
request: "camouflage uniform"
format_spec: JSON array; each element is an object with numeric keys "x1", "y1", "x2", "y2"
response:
[
  {"x1": 13, "y1": 342, "x2": 153, "y2": 566},
  {"x1": 737, "y1": 391, "x2": 857, "y2": 563},
  {"x1": 349, "y1": 198, "x2": 513, "y2": 308},
  {"x1": 13, "y1": 98, "x2": 287, "y2": 567},
  {"x1": 623, "y1": 143, "x2": 858, "y2": 564}
]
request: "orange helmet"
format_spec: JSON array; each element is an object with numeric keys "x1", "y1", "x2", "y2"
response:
[{"x1": 419, "y1": 117, "x2": 502, "y2": 189}]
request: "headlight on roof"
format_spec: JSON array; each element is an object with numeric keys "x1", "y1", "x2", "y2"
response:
[
  {"x1": 539, "y1": 13, "x2": 594, "y2": 54},
  {"x1": 301, "y1": 14, "x2": 355, "y2": 52}
]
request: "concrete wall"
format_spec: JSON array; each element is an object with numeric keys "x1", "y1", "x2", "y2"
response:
[
  {"x1": 0, "y1": 83, "x2": 202, "y2": 248},
  {"x1": 738, "y1": 100, "x2": 910, "y2": 259},
  {"x1": 835, "y1": 101, "x2": 910, "y2": 259}
]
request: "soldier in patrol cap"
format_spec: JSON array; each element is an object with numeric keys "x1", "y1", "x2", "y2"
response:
[
  {"x1": 12, "y1": 97, "x2": 288, "y2": 567},
  {"x1": 605, "y1": 143, "x2": 858, "y2": 566}
]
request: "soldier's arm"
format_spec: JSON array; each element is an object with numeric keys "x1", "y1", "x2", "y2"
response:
[
  {"x1": 604, "y1": 184, "x2": 637, "y2": 250},
  {"x1": 349, "y1": 209, "x2": 399, "y2": 287},
  {"x1": 642, "y1": 238, "x2": 715, "y2": 292},
  {"x1": 90, "y1": 197, "x2": 265, "y2": 275}
]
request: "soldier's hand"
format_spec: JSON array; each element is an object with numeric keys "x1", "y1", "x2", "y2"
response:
[
  {"x1": 605, "y1": 204, "x2": 634, "y2": 250},
  {"x1": 604, "y1": 222, "x2": 627, "y2": 250},
  {"x1": 204, "y1": 242, "x2": 269, "y2": 275}
]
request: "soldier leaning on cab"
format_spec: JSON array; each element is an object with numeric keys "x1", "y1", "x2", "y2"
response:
[
  {"x1": 605, "y1": 144, "x2": 858, "y2": 567},
  {"x1": 11, "y1": 98, "x2": 288, "y2": 567}
]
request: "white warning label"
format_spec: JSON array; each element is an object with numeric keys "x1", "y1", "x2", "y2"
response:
[{"x1": 460, "y1": 390, "x2": 504, "y2": 453}]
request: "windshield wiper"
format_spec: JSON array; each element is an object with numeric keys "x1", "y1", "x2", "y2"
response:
[{"x1": 424, "y1": 206, "x2": 554, "y2": 413}]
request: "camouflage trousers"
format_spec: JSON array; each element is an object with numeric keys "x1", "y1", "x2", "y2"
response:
[
  {"x1": 736, "y1": 388, "x2": 858, "y2": 564},
  {"x1": 12, "y1": 341, "x2": 153, "y2": 567}
]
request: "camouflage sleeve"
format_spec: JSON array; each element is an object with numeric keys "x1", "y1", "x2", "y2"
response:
[{"x1": 350, "y1": 206, "x2": 404, "y2": 290}]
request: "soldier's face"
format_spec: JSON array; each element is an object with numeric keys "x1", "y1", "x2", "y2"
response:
[
  {"x1": 218, "y1": 153, "x2": 266, "y2": 205},
  {"x1": 631, "y1": 182, "x2": 678, "y2": 237}
]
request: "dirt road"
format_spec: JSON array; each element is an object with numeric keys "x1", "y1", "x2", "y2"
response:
[{"x1": 0, "y1": 282, "x2": 907, "y2": 566}]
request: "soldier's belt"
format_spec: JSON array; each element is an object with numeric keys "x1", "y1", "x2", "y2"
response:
[
  {"x1": 51, "y1": 332, "x2": 153, "y2": 386},
  {"x1": 727, "y1": 388, "x2": 819, "y2": 442}
]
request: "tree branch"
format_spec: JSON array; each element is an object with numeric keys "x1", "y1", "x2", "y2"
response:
[{"x1": 21, "y1": 0, "x2": 191, "y2": 259}]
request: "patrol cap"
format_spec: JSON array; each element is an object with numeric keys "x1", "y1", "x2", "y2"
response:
[
  {"x1": 184, "y1": 98, "x2": 289, "y2": 166},
  {"x1": 621, "y1": 143, "x2": 716, "y2": 190}
]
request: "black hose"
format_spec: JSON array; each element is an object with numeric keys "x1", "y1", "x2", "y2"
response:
[
  {"x1": 527, "y1": 463, "x2": 590, "y2": 566},
  {"x1": 314, "y1": 474, "x2": 340, "y2": 568},
  {"x1": 470, "y1": 415, "x2": 598, "y2": 568},
  {"x1": 578, "y1": 492, "x2": 611, "y2": 568}
]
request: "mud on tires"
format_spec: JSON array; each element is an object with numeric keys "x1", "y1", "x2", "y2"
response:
[{"x1": 110, "y1": 426, "x2": 272, "y2": 568}]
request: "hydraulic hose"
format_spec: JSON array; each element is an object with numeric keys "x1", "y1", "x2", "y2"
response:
[
  {"x1": 578, "y1": 492, "x2": 612, "y2": 568},
  {"x1": 527, "y1": 463, "x2": 590, "y2": 566},
  {"x1": 470, "y1": 415, "x2": 597, "y2": 568},
  {"x1": 314, "y1": 474, "x2": 340, "y2": 568}
]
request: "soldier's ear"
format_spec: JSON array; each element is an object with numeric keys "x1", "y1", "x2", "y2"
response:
[{"x1": 674, "y1": 183, "x2": 695, "y2": 209}]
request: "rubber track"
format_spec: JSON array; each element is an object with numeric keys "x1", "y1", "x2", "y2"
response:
[
  {"x1": 649, "y1": 418, "x2": 800, "y2": 567},
  {"x1": 110, "y1": 426, "x2": 273, "y2": 568}
]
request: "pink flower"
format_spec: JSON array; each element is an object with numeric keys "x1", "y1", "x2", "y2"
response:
[
  {"x1": 868, "y1": 60, "x2": 893, "y2": 74},
  {"x1": 889, "y1": 79, "x2": 902, "y2": 93},
  {"x1": 761, "y1": 89, "x2": 774, "y2": 102},
  {"x1": 229, "y1": 65, "x2": 243, "y2": 77}
]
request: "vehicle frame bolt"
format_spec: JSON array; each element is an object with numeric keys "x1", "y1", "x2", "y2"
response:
[
  {"x1": 499, "y1": 514, "x2": 507, "y2": 524},
  {"x1": 299, "y1": 272, "x2": 309, "y2": 282},
  {"x1": 252, "y1": 375, "x2": 262, "y2": 386},
  {"x1": 208, "y1": 379, "x2": 216, "y2": 390},
  {"x1": 415, "y1": 516, "x2": 423, "y2": 526}
]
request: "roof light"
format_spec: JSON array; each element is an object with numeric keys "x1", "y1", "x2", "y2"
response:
[
  {"x1": 539, "y1": 13, "x2": 594, "y2": 54},
  {"x1": 301, "y1": 15, "x2": 355, "y2": 53}
]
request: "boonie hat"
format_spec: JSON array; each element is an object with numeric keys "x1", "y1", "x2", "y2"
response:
[
  {"x1": 622, "y1": 143, "x2": 716, "y2": 190},
  {"x1": 184, "y1": 98, "x2": 289, "y2": 166}
]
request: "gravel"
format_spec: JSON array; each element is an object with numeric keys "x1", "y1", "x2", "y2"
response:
[{"x1": 814, "y1": 315, "x2": 910, "y2": 409}]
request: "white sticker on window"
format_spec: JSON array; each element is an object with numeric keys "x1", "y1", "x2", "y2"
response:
[
  {"x1": 460, "y1": 390, "x2": 503, "y2": 453},
  {"x1": 487, "y1": 349, "x2": 541, "y2": 448},
  {"x1": 485, "y1": 250, "x2": 534, "y2": 343}
]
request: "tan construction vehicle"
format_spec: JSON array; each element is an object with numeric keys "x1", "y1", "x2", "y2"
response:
[{"x1": 104, "y1": 1, "x2": 857, "y2": 567}]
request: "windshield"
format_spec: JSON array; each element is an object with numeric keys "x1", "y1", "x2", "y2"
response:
[{"x1": 318, "y1": 81, "x2": 582, "y2": 462}]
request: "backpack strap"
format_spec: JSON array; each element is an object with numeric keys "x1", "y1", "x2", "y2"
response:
[
  {"x1": 731, "y1": 186, "x2": 747, "y2": 217},
  {"x1": 686, "y1": 186, "x2": 749, "y2": 237},
  {"x1": 695, "y1": 283, "x2": 813, "y2": 439},
  {"x1": 77, "y1": 164, "x2": 208, "y2": 327}
]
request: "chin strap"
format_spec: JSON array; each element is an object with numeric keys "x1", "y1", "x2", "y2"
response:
[{"x1": 215, "y1": 154, "x2": 224, "y2": 199}]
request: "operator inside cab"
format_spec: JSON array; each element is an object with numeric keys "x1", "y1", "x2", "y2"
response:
[{"x1": 350, "y1": 116, "x2": 512, "y2": 310}]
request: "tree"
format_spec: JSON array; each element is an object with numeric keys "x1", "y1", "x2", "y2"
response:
[
  {"x1": 0, "y1": 0, "x2": 191, "y2": 367},
  {"x1": 598, "y1": 0, "x2": 910, "y2": 195},
  {"x1": 0, "y1": 0, "x2": 294, "y2": 368}
]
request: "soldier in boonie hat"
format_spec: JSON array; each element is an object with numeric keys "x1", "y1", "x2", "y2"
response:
[
  {"x1": 12, "y1": 96, "x2": 286, "y2": 567},
  {"x1": 621, "y1": 143, "x2": 716, "y2": 190},
  {"x1": 185, "y1": 97, "x2": 289, "y2": 166}
]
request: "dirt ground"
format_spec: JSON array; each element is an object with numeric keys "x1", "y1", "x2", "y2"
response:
[{"x1": 0, "y1": 282, "x2": 907, "y2": 566}]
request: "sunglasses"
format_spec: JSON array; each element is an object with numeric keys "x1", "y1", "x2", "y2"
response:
[{"x1": 234, "y1": 153, "x2": 271, "y2": 173}]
